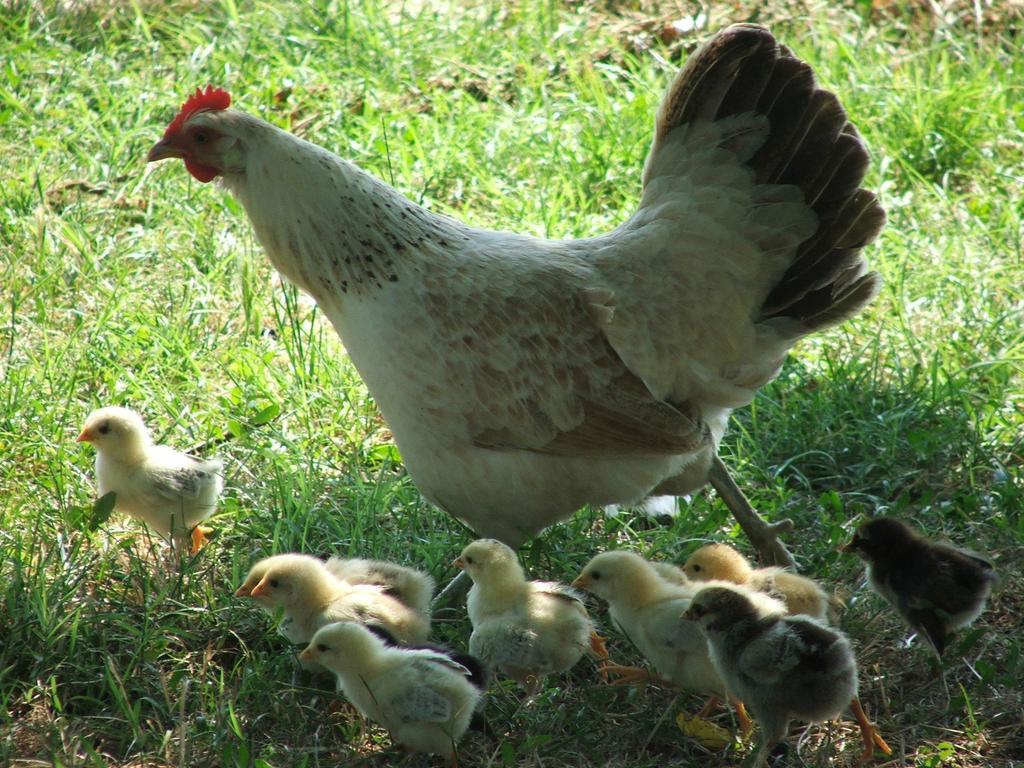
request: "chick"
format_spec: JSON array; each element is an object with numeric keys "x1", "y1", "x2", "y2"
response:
[
  {"x1": 301, "y1": 622, "x2": 482, "y2": 764},
  {"x1": 573, "y1": 550, "x2": 775, "y2": 732},
  {"x1": 77, "y1": 406, "x2": 223, "y2": 553},
  {"x1": 454, "y1": 539, "x2": 604, "y2": 691},
  {"x1": 683, "y1": 543, "x2": 832, "y2": 622},
  {"x1": 325, "y1": 556, "x2": 435, "y2": 620},
  {"x1": 843, "y1": 517, "x2": 997, "y2": 656},
  {"x1": 235, "y1": 553, "x2": 431, "y2": 646},
  {"x1": 684, "y1": 583, "x2": 890, "y2": 767}
]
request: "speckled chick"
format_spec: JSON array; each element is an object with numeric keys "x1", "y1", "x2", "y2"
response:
[{"x1": 301, "y1": 622, "x2": 482, "y2": 764}]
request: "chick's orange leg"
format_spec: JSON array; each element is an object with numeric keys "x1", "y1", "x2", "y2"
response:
[
  {"x1": 190, "y1": 525, "x2": 213, "y2": 554},
  {"x1": 601, "y1": 663, "x2": 673, "y2": 687},
  {"x1": 850, "y1": 696, "x2": 891, "y2": 763},
  {"x1": 695, "y1": 696, "x2": 721, "y2": 719},
  {"x1": 589, "y1": 632, "x2": 610, "y2": 682},
  {"x1": 733, "y1": 699, "x2": 754, "y2": 738}
]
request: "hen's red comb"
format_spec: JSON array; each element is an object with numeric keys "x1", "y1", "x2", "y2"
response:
[{"x1": 163, "y1": 85, "x2": 232, "y2": 139}]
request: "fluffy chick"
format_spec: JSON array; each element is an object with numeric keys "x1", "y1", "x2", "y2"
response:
[
  {"x1": 454, "y1": 539, "x2": 603, "y2": 691},
  {"x1": 301, "y1": 622, "x2": 482, "y2": 763},
  {"x1": 235, "y1": 553, "x2": 431, "y2": 646},
  {"x1": 77, "y1": 406, "x2": 223, "y2": 553},
  {"x1": 325, "y1": 556, "x2": 435, "y2": 620},
  {"x1": 683, "y1": 543, "x2": 832, "y2": 622},
  {"x1": 843, "y1": 517, "x2": 997, "y2": 656},
  {"x1": 684, "y1": 583, "x2": 890, "y2": 767},
  {"x1": 573, "y1": 551, "x2": 769, "y2": 707}
]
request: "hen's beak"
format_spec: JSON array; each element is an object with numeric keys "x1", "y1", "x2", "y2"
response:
[
  {"x1": 75, "y1": 428, "x2": 92, "y2": 443},
  {"x1": 452, "y1": 557, "x2": 465, "y2": 570},
  {"x1": 147, "y1": 138, "x2": 185, "y2": 163}
]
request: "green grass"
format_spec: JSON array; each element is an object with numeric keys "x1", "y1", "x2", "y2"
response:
[{"x1": 2, "y1": 0, "x2": 1022, "y2": 766}]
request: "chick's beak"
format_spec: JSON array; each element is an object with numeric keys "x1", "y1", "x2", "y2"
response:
[
  {"x1": 147, "y1": 138, "x2": 185, "y2": 163},
  {"x1": 570, "y1": 575, "x2": 588, "y2": 589},
  {"x1": 75, "y1": 428, "x2": 92, "y2": 443},
  {"x1": 234, "y1": 585, "x2": 252, "y2": 598},
  {"x1": 452, "y1": 557, "x2": 465, "y2": 570},
  {"x1": 298, "y1": 646, "x2": 314, "y2": 661},
  {"x1": 249, "y1": 580, "x2": 269, "y2": 598}
]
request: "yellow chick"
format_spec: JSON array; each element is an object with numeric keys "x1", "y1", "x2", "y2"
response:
[
  {"x1": 683, "y1": 543, "x2": 832, "y2": 622},
  {"x1": 324, "y1": 556, "x2": 435, "y2": 620},
  {"x1": 684, "y1": 583, "x2": 891, "y2": 767},
  {"x1": 235, "y1": 553, "x2": 431, "y2": 646},
  {"x1": 301, "y1": 622, "x2": 482, "y2": 764},
  {"x1": 77, "y1": 406, "x2": 223, "y2": 553},
  {"x1": 454, "y1": 539, "x2": 604, "y2": 692},
  {"x1": 574, "y1": 550, "x2": 783, "y2": 731}
]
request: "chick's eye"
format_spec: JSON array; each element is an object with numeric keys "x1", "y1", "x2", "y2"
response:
[
  {"x1": 692, "y1": 564, "x2": 702, "y2": 572},
  {"x1": 316, "y1": 644, "x2": 328, "y2": 652},
  {"x1": 590, "y1": 571, "x2": 600, "y2": 580},
  {"x1": 464, "y1": 556, "x2": 473, "y2": 565},
  {"x1": 98, "y1": 423, "x2": 111, "y2": 435},
  {"x1": 269, "y1": 579, "x2": 279, "y2": 588}
]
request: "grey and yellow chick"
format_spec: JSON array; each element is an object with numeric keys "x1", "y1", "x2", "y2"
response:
[
  {"x1": 454, "y1": 539, "x2": 605, "y2": 692},
  {"x1": 684, "y1": 583, "x2": 890, "y2": 767},
  {"x1": 301, "y1": 622, "x2": 482, "y2": 765},
  {"x1": 235, "y1": 553, "x2": 432, "y2": 646},
  {"x1": 843, "y1": 517, "x2": 997, "y2": 657},
  {"x1": 683, "y1": 542, "x2": 833, "y2": 622},
  {"x1": 77, "y1": 406, "x2": 223, "y2": 554}
]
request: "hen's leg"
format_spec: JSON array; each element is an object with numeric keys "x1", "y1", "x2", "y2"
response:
[
  {"x1": 432, "y1": 570, "x2": 472, "y2": 616},
  {"x1": 709, "y1": 456, "x2": 795, "y2": 569}
]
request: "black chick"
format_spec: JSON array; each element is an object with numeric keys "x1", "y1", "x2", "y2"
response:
[{"x1": 843, "y1": 517, "x2": 997, "y2": 656}]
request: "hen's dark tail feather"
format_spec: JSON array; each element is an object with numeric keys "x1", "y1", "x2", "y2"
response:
[{"x1": 655, "y1": 24, "x2": 885, "y2": 332}]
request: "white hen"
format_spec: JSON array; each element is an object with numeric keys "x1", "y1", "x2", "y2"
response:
[
  {"x1": 77, "y1": 406, "x2": 223, "y2": 553},
  {"x1": 148, "y1": 25, "x2": 883, "y2": 564}
]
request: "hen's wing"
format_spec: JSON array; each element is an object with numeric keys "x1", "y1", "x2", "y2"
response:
[
  {"x1": 423, "y1": 26, "x2": 880, "y2": 459},
  {"x1": 426, "y1": 246, "x2": 710, "y2": 458}
]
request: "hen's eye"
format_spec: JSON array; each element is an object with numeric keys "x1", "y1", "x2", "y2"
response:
[
  {"x1": 194, "y1": 131, "x2": 209, "y2": 144},
  {"x1": 269, "y1": 579, "x2": 279, "y2": 588},
  {"x1": 98, "y1": 423, "x2": 111, "y2": 435}
]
